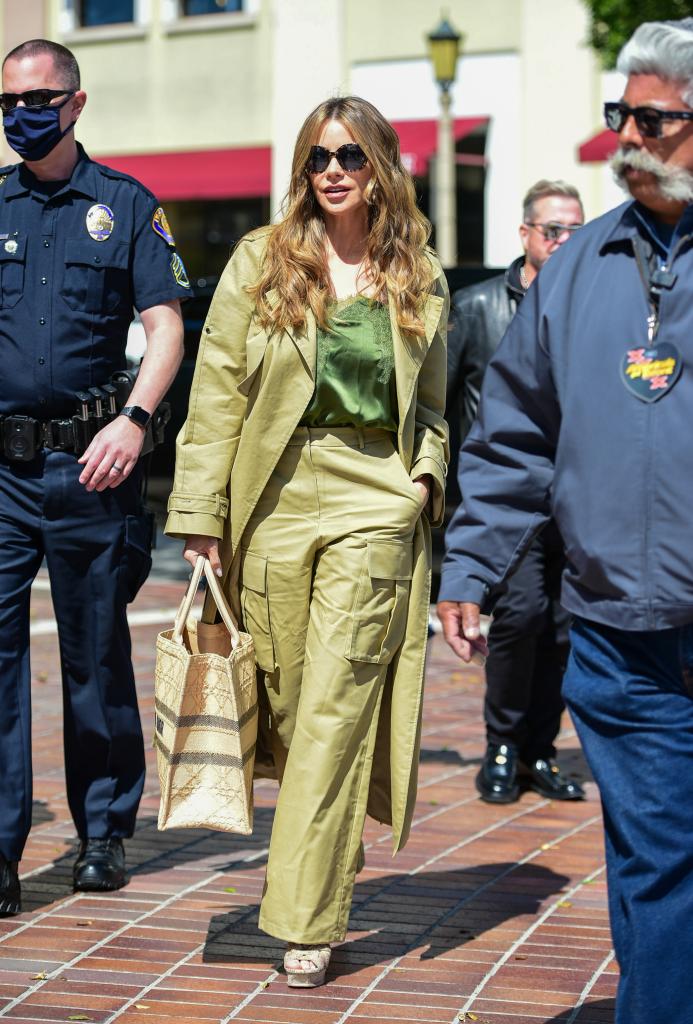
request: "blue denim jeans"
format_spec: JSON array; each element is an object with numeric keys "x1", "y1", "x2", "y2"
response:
[{"x1": 563, "y1": 617, "x2": 693, "y2": 1024}]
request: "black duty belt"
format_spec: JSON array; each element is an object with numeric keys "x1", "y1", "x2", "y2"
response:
[
  {"x1": 1, "y1": 413, "x2": 106, "y2": 461},
  {"x1": 0, "y1": 372, "x2": 171, "y2": 462}
]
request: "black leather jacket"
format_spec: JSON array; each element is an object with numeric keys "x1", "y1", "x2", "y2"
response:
[
  {"x1": 444, "y1": 257, "x2": 525, "y2": 505},
  {"x1": 446, "y1": 255, "x2": 525, "y2": 440}
]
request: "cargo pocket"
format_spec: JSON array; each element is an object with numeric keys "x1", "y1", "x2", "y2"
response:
[
  {"x1": 120, "y1": 511, "x2": 154, "y2": 603},
  {"x1": 0, "y1": 235, "x2": 26, "y2": 308},
  {"x1": 346, "y1": 539, "x2": 413, "y2": 665},
  {"x1": 62, "y1": 238, "x2": 130, "y2": 313},
  {"x1": 240, "y1": 549, "x2": 275, "y2": 673}
]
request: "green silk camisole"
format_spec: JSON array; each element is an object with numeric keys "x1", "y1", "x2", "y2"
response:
[{"x1": 300, "y1": 296, "x2": 397, "y2": 431}]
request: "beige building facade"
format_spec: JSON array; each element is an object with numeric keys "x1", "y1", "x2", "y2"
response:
[{"x1": 0, "y1": 0, "x2": 625, "y2": 277}]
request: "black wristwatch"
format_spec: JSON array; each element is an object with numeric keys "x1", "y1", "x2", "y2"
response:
[{"x1": 119, "y1": 405, "x2": 151, "y2": 430}]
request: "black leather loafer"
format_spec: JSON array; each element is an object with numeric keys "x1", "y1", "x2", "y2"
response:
[
  {"x1": 0, "y1": 854, "x2": 20, "y2": 916},
  {"x1": 73, "y1": 838, "x2": 127, "y2": 892},
  {"x1": 475, "y1": 743, "x2": 519, "y2": 803},
  {"x1": 523, "y1": 758, "x2": 585, "y2": 801}
]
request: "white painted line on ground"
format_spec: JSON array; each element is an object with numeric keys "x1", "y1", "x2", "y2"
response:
[
  {"x1": 0, "y1": 843, "x2": 270, "y2": 1021},
  {"x1": 29, "y1": 607, "x2": 181, "y2": 636},
  {"x1": 564, "y1": 949, "x2": 616, "y2": 1024}
]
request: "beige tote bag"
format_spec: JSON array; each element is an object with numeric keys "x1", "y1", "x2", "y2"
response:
[{"x1": 154, "y1": 555, "x2": 257, "y2": 834}]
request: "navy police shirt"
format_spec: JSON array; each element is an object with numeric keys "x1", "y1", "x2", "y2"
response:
[{"x1": 0, "y1": 143, "x2": 192, "y2": 418}]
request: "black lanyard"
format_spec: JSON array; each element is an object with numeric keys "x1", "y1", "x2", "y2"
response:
[{"x1": 631, "y1": 233, "x2": 683, "y2": 343}]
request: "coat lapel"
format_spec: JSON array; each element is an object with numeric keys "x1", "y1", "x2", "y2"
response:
[
  {"x1": 265, "y1": 287, "x2": 316, "y2": 378},
  {"x1": 389, "y1": 288, "x2": 445, "y2": 444}
]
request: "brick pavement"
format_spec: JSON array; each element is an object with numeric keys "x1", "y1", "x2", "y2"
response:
[{"x1": 0, "y1": 572, "x2": 617, "y2": 1024}]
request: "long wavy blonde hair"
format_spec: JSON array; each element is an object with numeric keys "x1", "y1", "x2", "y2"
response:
[{"x1": 248, "y1": 96, "x2": 435, "y2": 338}]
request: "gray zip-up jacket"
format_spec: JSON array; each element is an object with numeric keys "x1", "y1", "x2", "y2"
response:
[{"x1": 439, "y1": 200, "x2": 693, "y2": 631}]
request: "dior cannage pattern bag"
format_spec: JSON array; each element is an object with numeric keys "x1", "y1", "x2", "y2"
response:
[{"x1": 155, "y1": 556, "x2": 258, "y2": 834}]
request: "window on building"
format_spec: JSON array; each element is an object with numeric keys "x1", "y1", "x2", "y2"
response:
[
  {"x1": 182, "y1": 0, "x2": 243, "y2": 14},
  {"x1": 79, "y1": 0, "x2": 135, "y2": 26}
]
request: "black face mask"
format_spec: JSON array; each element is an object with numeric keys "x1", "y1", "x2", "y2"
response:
[{"x1": 3, "y1": 94, "x2": 74, "y2": 161}]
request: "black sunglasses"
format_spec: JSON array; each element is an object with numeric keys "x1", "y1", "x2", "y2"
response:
[
  {"x1": 525, "y1": 221, "x2": 581, "y2": 242},
  {"x1": 604, "y1": 101, "x2": 693, "y2": 139},
  {"x1": 307, "y1": 144, "x2": 368, "y2": 174},
  {"x1": 0, "y1": 89, "x2": 74, "y2": 113}
]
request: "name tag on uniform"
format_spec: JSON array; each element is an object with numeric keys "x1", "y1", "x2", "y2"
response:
[{"x1": 621, "y1": 342, "x2": 681, "y2": 402}]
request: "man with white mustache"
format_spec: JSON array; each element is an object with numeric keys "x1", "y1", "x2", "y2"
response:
[{"x1": 437, "y1": 17, "x2": 693, "y2": 1024}]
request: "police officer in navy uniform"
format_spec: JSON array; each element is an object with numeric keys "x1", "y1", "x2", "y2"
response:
[{"x1": 0, "y1": 39, "x2": 188, "y2": 916}]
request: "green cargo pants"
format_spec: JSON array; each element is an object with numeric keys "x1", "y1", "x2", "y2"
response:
[{"x1": 239, "y1": 425, "x2": 424, "y2": 943}]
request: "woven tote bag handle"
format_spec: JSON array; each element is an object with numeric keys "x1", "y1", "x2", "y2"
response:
[{"x1": 172, "y1": 555, "x2": 242, "y2": 649}]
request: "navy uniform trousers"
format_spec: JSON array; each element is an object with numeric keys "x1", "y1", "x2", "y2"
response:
[
  {"x1": 484, "y1": 520, "x2": 570, "y2": 760},
  {"x1": 0, "y1": 449, "x2": 150, "y2": 862},
  {"x1": 563, "y1": 618, "x2": 693, "y2": 1024}
]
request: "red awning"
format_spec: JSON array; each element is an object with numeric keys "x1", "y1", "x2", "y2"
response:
[
  {"x1": 93, "y1": 146, "x2": 271, "y2": 200},
  {"x1": 392, "y1": 117, "x2": 488, "y2": 176},
  {"x1": 578, "y1": 129, "x2": 618, "y2": 163}
]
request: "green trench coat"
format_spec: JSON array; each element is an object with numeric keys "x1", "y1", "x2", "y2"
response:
[{"x1": 165, "y1": 227, "x2": 449, "y2": 853}]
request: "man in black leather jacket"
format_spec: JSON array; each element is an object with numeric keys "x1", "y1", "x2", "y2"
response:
[{"x1": 446, "y1": 179, "x2": 584, "y2": 803}]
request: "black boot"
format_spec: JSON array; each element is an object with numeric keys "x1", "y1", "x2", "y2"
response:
[
  {"x1": 73, "y1": 838, "x2": 127, "y2": 892},
  {"x1": 475, "y1": 743, "x2": 519, "y2": 803},
  {"x1": 0, "y1": 854, "x2": 21, "y2": 916}
]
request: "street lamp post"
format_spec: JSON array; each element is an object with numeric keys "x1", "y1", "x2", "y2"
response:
[{"x1": 427, "y1": 15, "x2": 463, "y2": 268}]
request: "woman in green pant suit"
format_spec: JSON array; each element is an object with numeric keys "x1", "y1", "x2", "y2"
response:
[{"x1": 166, "y1": 95, "x2": 449, "y2": 987}]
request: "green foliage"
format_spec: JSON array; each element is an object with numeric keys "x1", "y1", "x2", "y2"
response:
[{"x1": 583, "y1": 0, "x2": 692, "y2": 68}]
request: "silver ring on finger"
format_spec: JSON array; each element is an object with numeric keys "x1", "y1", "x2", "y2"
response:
[{"x1": 111, "y1": 463, "x2": 122, "y2": 473}]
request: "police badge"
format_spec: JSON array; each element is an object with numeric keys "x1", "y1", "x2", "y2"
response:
[{"x1": 86, "y1": 204, "x2": 115, "y2": 241}]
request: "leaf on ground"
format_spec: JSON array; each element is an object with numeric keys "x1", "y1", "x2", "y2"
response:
[
  {"x1": 583, "y1": 877, "x2": 596, "y2": 884},
  {"x1": 30, "y1": 972, "x2": 47, "y2": 980},
  {"x1": 36, "y1": 671, "x2": 48, "y2": 683},
  {"x1": 68, "y1": 1016, "x2": 93, "y2": 1022},
  {"x1": 429, "y1": 800, "x2": 439, "y2": 806},
  {"x1": 514, "y1": 954, "x2": 528, "y2": 960},
  {"x1": 558, "y1": 900, "x2": 573, "y2": 908},
  {"x1": 259, "y1": 980, "x2": 270, "y2": 989},
  {"x1": 135, "y1": 1004, "x2": 150, "y2": 1009},
  {"x1": 223, "y1": 886, "x2": 237, "y2": 893},
  {"x1": 75, "y1": 920, "x2": 93, "y2": 927}
]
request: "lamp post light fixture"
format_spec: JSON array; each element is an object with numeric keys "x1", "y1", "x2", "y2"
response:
[{"x1": 427, "y1": 14, "x2": 463, "y2": 268}]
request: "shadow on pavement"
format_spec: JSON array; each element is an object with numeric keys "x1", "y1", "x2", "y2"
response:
[
  {"x1": 19, "y1": 807, "x2": 278, "y2": 914},
  {"x1": 31, "y1": 800, "x2": 55, "y2": 827},
  {"x1": 202, "y1": 861, "x2": 571, "y2": 977},
  {"x1": 546, "y1": 998, "x2": 616, "y2": 1022}
]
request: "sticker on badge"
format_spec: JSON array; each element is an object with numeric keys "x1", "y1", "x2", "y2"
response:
[
  {"x1": 152, "y1": 207, "x2": 176, "y2": 247},
  {"x1": 621, "y1": 342, "x2": 682, "y2": 402},
  {"x1": 86, "y1": 204, "x2": 115, "y2": 241},
  {"x1": 170, "y1": 252, "x2": 190, "y2": 289}
]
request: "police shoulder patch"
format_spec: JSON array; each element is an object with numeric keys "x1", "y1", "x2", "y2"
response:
[
  {"x1": 170, "y1": 252, "x2": 190, "y2": 289},
  {"x1": 0, "y1": 174, "x2": 7, "y2": 187},
  {"x1": 152, "y1": 206, "x2": 176, "y2": 247}
]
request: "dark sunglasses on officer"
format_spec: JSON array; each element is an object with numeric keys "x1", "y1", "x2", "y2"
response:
[
  {"x1": 306, "y1": 143, "x2": 369, "y2": 174},
  {"x1": 0, "y1": 89, "x2": 75, "y2": 112}
]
